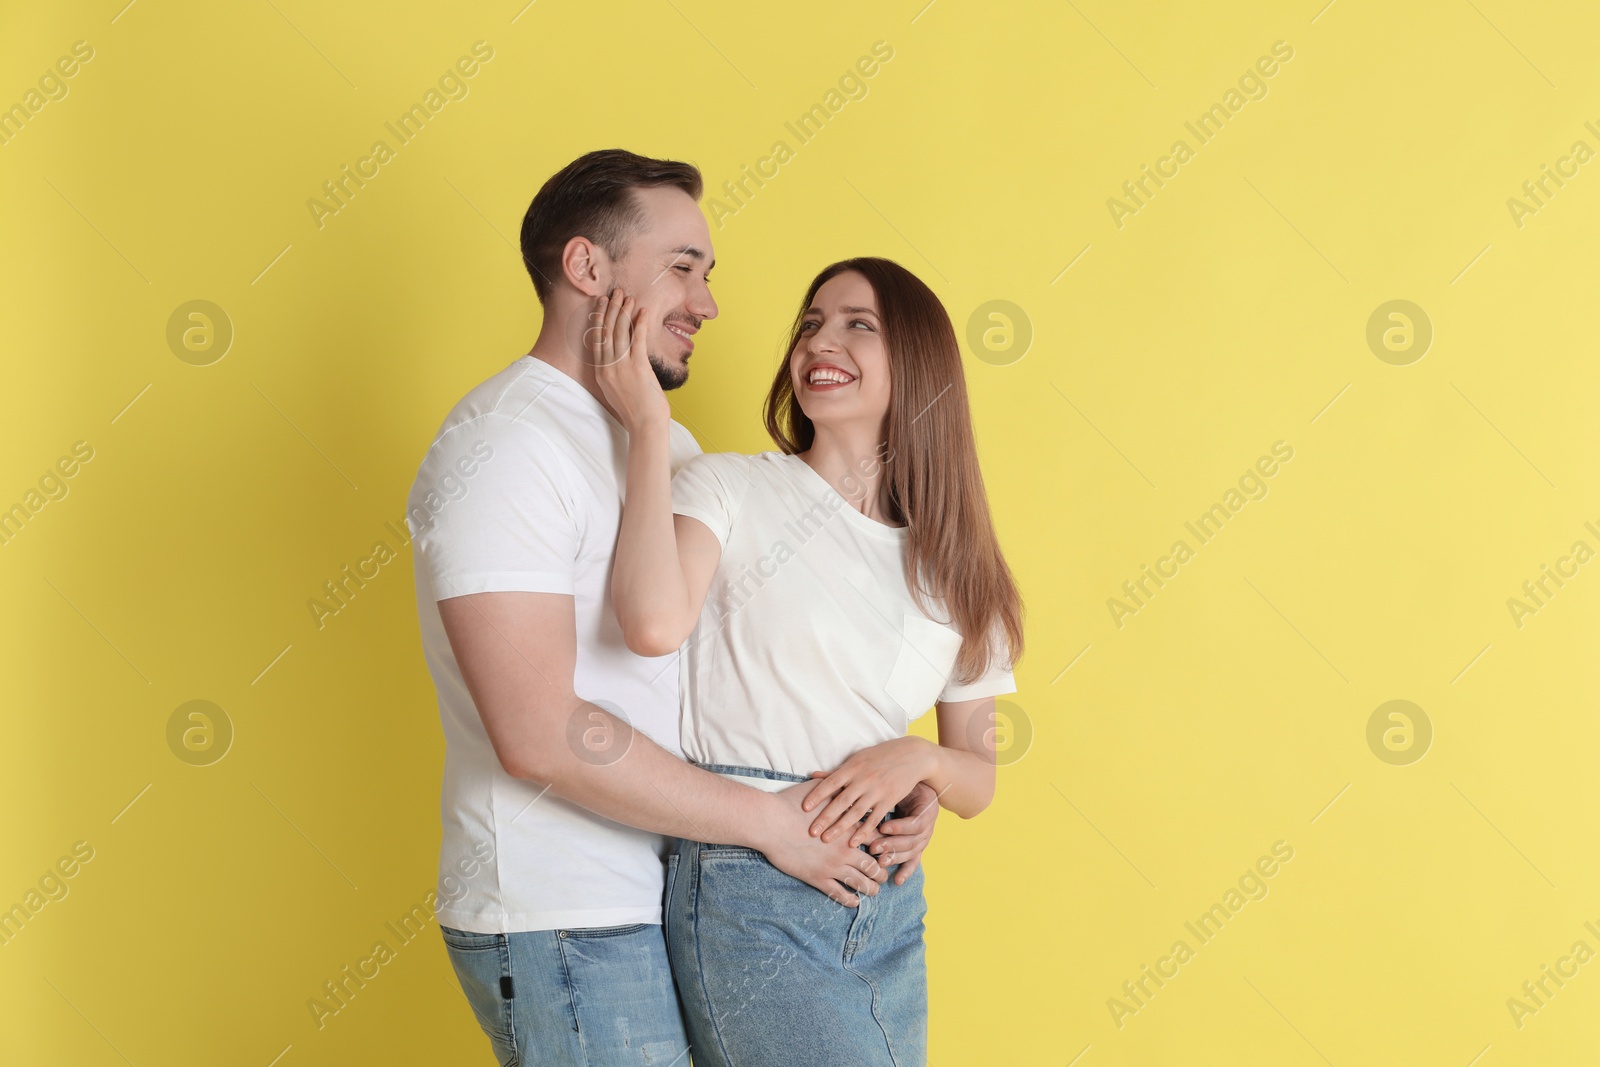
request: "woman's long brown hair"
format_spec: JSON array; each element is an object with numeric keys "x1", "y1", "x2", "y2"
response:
[{"x1": 763, "y1": 257, "x2": 1024, "y2": 684}]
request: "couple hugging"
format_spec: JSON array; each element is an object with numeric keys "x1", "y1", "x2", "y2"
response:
[{"x1": 409, "y1": 148, "x2": 1024, "y2": 1066}]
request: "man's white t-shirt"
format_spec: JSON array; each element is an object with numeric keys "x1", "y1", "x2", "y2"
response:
[
  {"x1": 670, "y1": 450, "x2": 1016, "y2": 778},
  {"x1": 408, "y1": 355, "x2": 700, "y2": 934}
]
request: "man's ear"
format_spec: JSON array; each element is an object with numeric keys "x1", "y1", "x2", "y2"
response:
[{"x1": 560, "y1": 236, "x2": 608, "y2": 297}]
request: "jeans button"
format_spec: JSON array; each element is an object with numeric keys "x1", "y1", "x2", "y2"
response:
[{"x1": 558, "y1": 930, "x2": 568, "y2": 938}]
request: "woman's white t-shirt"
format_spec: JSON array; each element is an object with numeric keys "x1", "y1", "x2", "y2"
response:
[{"x1": 670, "y1": 450, "x2": 1016, "y2": 777}]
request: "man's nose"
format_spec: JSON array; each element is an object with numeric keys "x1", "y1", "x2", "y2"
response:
[{"x1": 688, "y1": 281, "x2": 717, "y2": 321}]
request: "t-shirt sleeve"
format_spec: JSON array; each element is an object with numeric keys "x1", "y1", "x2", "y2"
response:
[
  {"x1": 669, "y1": 452, "x2": 751, "y2": 548},
  {"x1": 938, "y1": 627, "x2": 1018, "y2": 703},
  {"x1": 408, "y1": 414, "x2": 581, "y2": 600},
  {"x1": 667, "y1": 420, "x2": 703, "y2": 473}
]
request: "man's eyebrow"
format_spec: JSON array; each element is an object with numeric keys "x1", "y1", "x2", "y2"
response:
[{"x1": 666, "y1": 245, "x2": 710, "y2": 264}]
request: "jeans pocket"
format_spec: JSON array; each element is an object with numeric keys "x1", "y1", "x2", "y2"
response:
[
  {"x1": 664, "y1": 852, "x2": 681, "y2": 951},
  {"x1": 563, "y1": 922, "x2": 649, "y2": 938},
  {"x1": 440, "y1": 926, "x2": 516, "y2": 1062},
  {"x1": 440, "y1": 924, "x2": 504, "y2": 952}
]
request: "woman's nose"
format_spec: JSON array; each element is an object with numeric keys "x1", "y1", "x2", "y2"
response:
[{"x1": 809, "y1": 329, "x2": 841, "y2": 354}]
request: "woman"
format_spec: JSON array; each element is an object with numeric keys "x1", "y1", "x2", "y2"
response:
[{"x1": 595, "y1": 257, "x2": 1024, "y2": 1066}]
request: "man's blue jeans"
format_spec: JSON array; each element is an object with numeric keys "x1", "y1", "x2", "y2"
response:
[{"x1": 440, "y1": 920, "x2": 690, "y2": 1066}]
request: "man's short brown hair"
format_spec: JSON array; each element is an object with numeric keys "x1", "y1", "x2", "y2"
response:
[{"x1": 518, "y1": 148, "x2": 703, "y2": 306}]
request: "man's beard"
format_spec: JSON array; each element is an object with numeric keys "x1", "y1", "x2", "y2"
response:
[
  {"x1": 650, "y1": 316, "x2": 695, "y2": 391},
  {"x1": 650, "y1": 353, "x2": 689, "y2": 391}
]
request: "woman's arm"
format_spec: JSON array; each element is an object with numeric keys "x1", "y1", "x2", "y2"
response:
[
  {"x1": 593, "y1": 292, "x2": 722, "y2": 655},
  {"x1": 801, "y1": 695, "x2": 1000, "y2": 847}
]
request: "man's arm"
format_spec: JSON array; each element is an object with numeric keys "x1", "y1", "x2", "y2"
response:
[{"x1": 437, "y1": 588, "x2": 886, "y2": 904}]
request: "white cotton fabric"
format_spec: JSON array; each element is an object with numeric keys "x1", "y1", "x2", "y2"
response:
[
  {"x1": 410, "y1": 355, "x2": 700, "y2": 933},
  {"x1": 670, "y1": 450, "x2": 1016, "y2": 778}
]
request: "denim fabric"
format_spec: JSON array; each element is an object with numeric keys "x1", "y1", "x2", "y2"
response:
[
  {"x1": 666, "y1": 764, "x2": 929, "y2": 1067},
  {"x1": 440, "y1": 921, "x2": 690, "y2": 1066}
]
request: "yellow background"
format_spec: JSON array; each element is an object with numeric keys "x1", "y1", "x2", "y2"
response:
[{"x1": 3, "y1": 0, "x2": 1597, "y2": 1063}]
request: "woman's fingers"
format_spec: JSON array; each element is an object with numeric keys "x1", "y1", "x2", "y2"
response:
[
  {"x1": 631, "y1": 304, "x2": 651, "y2": 360},
  {"x1": 823, "y1": 794, "x2": 878, "y2": 843},
  {"x1": 848, "y1": 813, "x2": 885, "y2": 848},
  {"x1": 802, "y1": 773, "x2": 847, "y2": 815},
  {"x1": 810, "y1": 790, "x2": 860, "y2": 837},
  {"x1": 616, "y1": 296, "x2": 634, "y2": 360},
  {"x1": 627, "y1": 305, "x2": 653, "y2": 384},
  {"x1": 600, "y1": 289, "x2": 625, "y2": 365},
  {"x1": 862, "y1": 801, "x2": 901, "y2": 846},
  {"x1": 611, "y1": 296, "x2": 631, "y2": 366},
  {"x1": 877, "y1": 805, "x2": 933, "y2": 839},
  {"x1": 588, "y1": 294, "x2": 609, "y2": 362},
  {"x1": 872, "y1": 827, "x2": 927, "y2": 853}
]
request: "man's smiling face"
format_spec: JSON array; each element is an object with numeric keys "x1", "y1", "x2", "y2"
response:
[{"x1": 604, "y1": 185, "x2": 718, "y2": 389}]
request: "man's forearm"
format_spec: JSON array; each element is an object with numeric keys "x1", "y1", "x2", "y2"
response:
[{"x1": 518, "y1": 701, "x2": 773, "y2": 847}]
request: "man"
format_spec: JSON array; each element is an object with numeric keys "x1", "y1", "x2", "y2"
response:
[{"x1": 407, "y1": 149, "x2": 939, "y2": 1066}]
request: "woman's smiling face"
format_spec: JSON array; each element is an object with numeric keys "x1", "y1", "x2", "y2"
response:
[{"x1": 789, "y1": 271, "x2": 892, "y2": 432}]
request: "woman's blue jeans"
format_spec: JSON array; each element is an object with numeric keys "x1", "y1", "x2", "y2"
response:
[{"x1": 665, "y1": 763, "x2": 929, "y2": 1067}]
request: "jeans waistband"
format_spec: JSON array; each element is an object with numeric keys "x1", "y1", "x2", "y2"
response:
[
  {"x1": 676, "y1": 761, "x2": 893, "y2": 858},
  {"x1": 693, "y1": 762, "x2": 811, "y2": 784}
]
